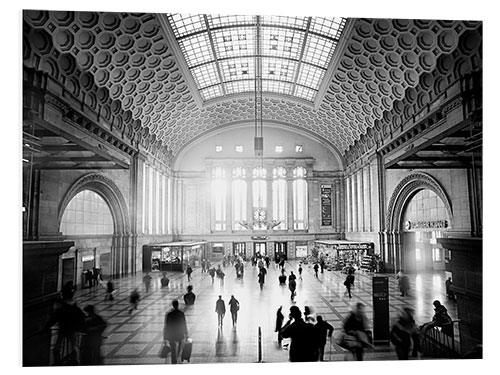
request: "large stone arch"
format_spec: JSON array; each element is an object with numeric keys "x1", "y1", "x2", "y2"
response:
[
  {"x1": 58, "y1": 173, "x2": 131, "y2": 234},
  {"x1": 58, "y1": 173, "x2": 133, "y2": 277},
  {"x1": 386, "y1": 171, "x2": 453, "y2": 231},
  {"x1": 383, "y1": 172, "x2": 453, "y2": 273}
]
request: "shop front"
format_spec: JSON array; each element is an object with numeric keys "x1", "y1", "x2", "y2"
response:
[
  {"x1": 315, "y1": 240, "x2": 374, "y2": 271},
  {"x1": 142, "y1": 241, "x2": 206, "y2": 272}
]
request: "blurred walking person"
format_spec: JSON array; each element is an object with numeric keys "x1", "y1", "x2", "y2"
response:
[
  {"x1": 228, "y1": 295, "x2": 240, "y2": 326},
  {"x1": 81, "y1": 305, "x2": 107, "y2": 365},
  {"x1": 163, "y1": 299, "x2": 188, "y2": 364},
  {"x1": 390, "y1": 307, "x2": 419, "y2": 360},
  {"x1": 215, "y1": 295, "x2": 226, "y2": 327},
  {"x1": 276, "y1": 306, "x2": 284, "y2": 345},
  {"x1": 313, "y1": 315, "x2": 334, "y2": 361},
  {"x1": 128, "y1": 288, "x2": 140, "y2": 314},
  {"x1": 143, "y1": 272, "x2": 152, "y2": 293}
]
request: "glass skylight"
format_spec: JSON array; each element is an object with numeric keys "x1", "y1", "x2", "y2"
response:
[{"x1": 167, "y1": 13, "x2": 347, "y2": 103}]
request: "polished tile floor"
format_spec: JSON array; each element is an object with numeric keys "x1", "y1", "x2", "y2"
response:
[{"x1": 70, "y1": 260, "x2": 458, "y2": 365}]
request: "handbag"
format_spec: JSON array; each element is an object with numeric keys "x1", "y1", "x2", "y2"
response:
[{"x1": 159, "y1": 342, "x2": 171, "y2": 358}]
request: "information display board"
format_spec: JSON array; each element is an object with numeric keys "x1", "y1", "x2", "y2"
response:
[
  {"x1": 321, "y1": 184, "x2": 332, "y2": 226},
  {"x1": 372, "y1": 276, "x2": 390, "y2": 344}
]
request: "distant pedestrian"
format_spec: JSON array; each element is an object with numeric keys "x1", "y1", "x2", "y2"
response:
[
  {"x1": 128, "y1": 288, "x2": 140, "y2": 314},
  {"x1": 399, "y1": 274, "x2": 410, "y2": 296},
  {"x1": 183, "y1": 285, "x2": 196, "y2": 305},
  {"x1": 279, "y1": 258, "x2": 285, "y2": 270},
  {"x1": 219, "y1": 270, "x2": 225, "y2": 287},
  {"x1": 258, "y1": 267, "x2": 267, "y2": 290},
  {"x1": 289, "y1": 277, "x2": 297, "y2": 299},
  {"x1": 298, "y1": 263, "x2": 303, "y2": 280},
  {"x1": 276, "y1": 306, "x2": 284, "y2": 345},
  {"x1": 313, "y1": 315, "x2": 334, "y2": 361},
  {"x1": 313, "y1": 263, "x2": 319, "y2": 278},
  {"x1": 186, "y1": 264, "x2": 193, "y2": 282},
  {"x1": 344, "y1": 272, "x2": 355, "y2": 298},
  {"x1": 265, "y1": 256, "x2": 270, "y2": 268},
  {"x1": 280, "y1": 305, "x2": 316, "y2": 362},
  {"x1": 81, "y1": 305, "x2": 107, "y2": 365},
  {"x1": 289, "y1": 271, "x2": 297, "y2": 282},
  {"x1": 143, "y1": 273, "x2": 152, "y2": 293},
  {"x1": 215, "y1": 295, "x2": 226, "y2": 327},
  {"x1": 163, "y1": 299, "x2": 188, "y2": 364},
  {"x1": 209, "y1": 267, "x2": 216, "y2": 283},
  {"x1": 160, "y1": 272, "x2": 170, "y2": 288},
  {"x1": 228, "y1": 295, "x2": 240, "y2": 326},
  {"x1": 445, "y1": 277, "x2": 455, "y2": 299},
  {"x1": 201, "y1": 259, "x2": 206, "y2": 273},
  {"x1": 320, "y1": 259, "x2": 325, "y2": 273},
  {"x1": 104, "y1": 280, "x2": 114, "y2": 301},
  {"x1": 278, "y1": 269, "x2": 287, "y2": 285}
]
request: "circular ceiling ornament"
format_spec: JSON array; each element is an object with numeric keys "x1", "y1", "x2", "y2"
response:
[{"x1": 78, "y1": 12, "x2": 99, "y2": 28}]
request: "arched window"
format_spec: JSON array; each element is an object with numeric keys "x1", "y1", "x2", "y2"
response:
[
  {"x1": 60, "y1": 190, "x2": 114, "y2": 235},
  {"x1": 212, "y1": 167, "x2": 227, "y2": 231},
  {"x1": 272, "y1": 166, "x2": 287, "y2": 230},
  {"x1": 232, "y1": 167, "x2": 247, "y2": 230},
  {"x1": 293, "y1": 166, "x2": 308, "y2": 230}
]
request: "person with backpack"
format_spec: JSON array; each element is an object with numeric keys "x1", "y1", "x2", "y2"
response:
[{"x1": 228, "y1": 295, "x2": 240, "y2": 326}]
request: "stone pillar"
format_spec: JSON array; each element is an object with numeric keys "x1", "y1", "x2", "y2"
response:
[
  {"x1": 345, "y1": 177, "x2": 351, "y2": 233},
  {"x1": 352, "y1": 174, "x2": 358, "y2": 232},
  {"x1": 438, "y1": 237, "x2": 482, "y2": 355},
  {"x1": 227, "y1": 174, "x2": 233, "y2": 232},
  {"x1": 287, "y1": 175, "x2": 294, "y2": 232},
  {"x1": 358, "y1": 169, "x2": 365, "y2": 232}
]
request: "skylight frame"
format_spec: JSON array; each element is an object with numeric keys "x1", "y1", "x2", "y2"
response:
[{"x1": 167, "y1": 13, "x2": 347, "y2": 103}]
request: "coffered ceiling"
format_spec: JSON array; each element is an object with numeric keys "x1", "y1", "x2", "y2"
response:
[{"x1": 23, "y1": 10, "x2": 482, "y2": 164}]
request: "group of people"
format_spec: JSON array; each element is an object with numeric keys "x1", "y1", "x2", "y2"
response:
[
  {"x1": 45, "y1": 291, "x2": 107, "y2": 365},
  {"x1": 275, "y1": 304, "x2": 335, "y2": 362},
  {"x1": 84, "y1": 267, "x2": 101, "y2": 289}
]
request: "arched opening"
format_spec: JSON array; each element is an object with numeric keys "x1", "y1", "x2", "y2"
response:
[
  {"x1": 385, "y1": 172, "x2": 453, "y2": 273},
  {"x1": 58, "y1": 174, "x2": 132, "y2": 279}
]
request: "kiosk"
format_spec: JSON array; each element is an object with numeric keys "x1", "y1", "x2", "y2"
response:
[
  {"x1": 314, "y1": 240, "x2": 374, "y2": 271},
  {"x1": 143, "y1": 241, "x2": 206, "y2": 272}
]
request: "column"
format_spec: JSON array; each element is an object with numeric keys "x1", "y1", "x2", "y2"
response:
[
  {"x1": 358, "y1": 169, "x2": 365, "y2": 232},
  {"x1": 345, "y1": 177, "x2": 351, "y2": 233},
  {"x1": 226, "y1": 172, "x2": 233, "y2": 232},
  {"x1": 352, "y1": 174, "x2": 358, "y2": 232},
  {"x1": 287, "y1": 174, "x2": 294, "y2": 232},
  {"x1": 367, "y1": 164, "x2": 373, "y2": 232}
]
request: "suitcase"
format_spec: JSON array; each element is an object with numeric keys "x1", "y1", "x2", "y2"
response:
[{"x1": 181, "y1": 338, "x2": 193, "y2": 362}]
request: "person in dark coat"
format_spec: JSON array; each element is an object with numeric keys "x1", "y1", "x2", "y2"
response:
[
  {"x1": 275, "y1": 306, "x2": 284, "y2": 345},
  {"x1": 398, "y1": 272, "x2": 410, "y2": 296},
  {"x1": 160, "y1": 272, "x2": 170, "y2": 288},
  {"x1": 228, "y1": 295, "x2": 240, "y2": 326},
  {"x1": 143, "y1": 272, "x2": 152, "y2": 293},
  {"x1": 313, "y1": 315, "x2": 334, "y2": 361},
  {"x1": 163, "y1": 299, "x2": 188, "y2": 364},
  {"x1": 419, "y1": 300, "x2": 453, "y2": 343},
  {"x1": 183, "y1": 285, "x2": 196, "y2": 305},
  {"x1": 288, "y1": 277, "x2": 297, "y2": 300},
  {"x1": 258, "y1": 268, "x2": 266, "y2": 290},
  {"x1": 186, "y1": 264, "x2": 193, "y2": 282},
  {"x1": 342, "y1": 302, "x2": 372, "y2": 361},
  {"x1": 313, "y1": 263, "x2": 319, "y2": 278},
  {"x1": 344, "y1": 272, "x2": 355, "y2": 298},
  {"x1": 104, "y1": 280, "x2": 114, "y2": 301},
  {"x1": 278, "y1": 269, "x2": 287, "y2": 285},
  {"x1": 298, "y1": 263, "x2": 303, "y2": 280},
  {"x1": 128, "y1": 288, "x2": 140, "y2": 314},
  {"x1": 209, "y1": 267, "x2": 216, "y2": 283},
  {"x1": 215, "y1": 295, "x2": 226, "y2": 327},
  {"x1": 390, "y1": 307, "x2": 419, "y2": 360},
  {"x1": 81, "y1": 305, "x2": 107, "y2": 365},
  {"x1": 280, "y1": 306, "x2": 316, "y2": 362}
]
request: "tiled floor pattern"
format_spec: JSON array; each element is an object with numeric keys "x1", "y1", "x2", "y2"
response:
[{"x1": 71, "y1": 261, "x2": 458, "y2": 365}]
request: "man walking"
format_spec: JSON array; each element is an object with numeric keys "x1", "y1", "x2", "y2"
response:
[
  {"x1": 215, "y1": 295, "x2": 226, "y2": 327},
  {"x1": 228, "y1": 295, "x2": 240, "y2": 326},
  {"x1": 163, "y1": 299, "x2": 188, "y2": 364}
]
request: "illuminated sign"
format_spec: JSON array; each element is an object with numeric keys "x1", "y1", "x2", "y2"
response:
[{"x1": 82, "y1": 255, "x2": 94, "y2": 262}]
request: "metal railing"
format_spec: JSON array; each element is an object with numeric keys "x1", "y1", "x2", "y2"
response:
[{"x1": 421, "y1": 320, "x2": 461, "y2": 359}]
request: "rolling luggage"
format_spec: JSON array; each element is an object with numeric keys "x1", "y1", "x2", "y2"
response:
[{"x1": 181, "y1": 338, "x2": 193, "y2": 362}]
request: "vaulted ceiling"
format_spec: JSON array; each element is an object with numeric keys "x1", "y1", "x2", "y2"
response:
[{"x1": 23, "y1": 10, "x2": 482, "y2": 164}]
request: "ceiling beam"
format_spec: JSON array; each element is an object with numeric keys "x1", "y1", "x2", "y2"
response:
[
  {"x1": 40, "y1": 144, "x2": 87, "y2": 152},
  {"x1": 33, "y1": 155, "x2": 109, "y2": 163},
  {"x1": 28, "y1": 115, "x2": 130, "y2": 169}
]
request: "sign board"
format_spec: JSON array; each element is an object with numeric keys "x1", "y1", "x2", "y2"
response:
[
  {"x1": 372, "y1": 276, "x2": 390, "y2": 344},
  {"x1": 320, "y1": 184, "x2": 332, "y2": 226}
]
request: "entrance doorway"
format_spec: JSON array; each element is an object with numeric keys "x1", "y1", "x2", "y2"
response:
[
  {"x1": 253, "y1": 242, "x2": 266, "y2": 256},
  {"x1": 274, "y1": 242, "x2": 287, "y2": 261},
  {"x1": 233, "y1": 242, "x2": 246, "y2": 257}
]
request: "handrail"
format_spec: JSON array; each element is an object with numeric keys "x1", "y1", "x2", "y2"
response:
[
  {"x1": 421, "y1": 320, "x2": 461, "y2": 359},
  {"x1": 258, "y1": 326, "x2": 263, "y2": 363}
]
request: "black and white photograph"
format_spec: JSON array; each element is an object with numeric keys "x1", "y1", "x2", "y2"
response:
[{"x1": 9, "y1": 0, "x2": 495, "y2": 373}]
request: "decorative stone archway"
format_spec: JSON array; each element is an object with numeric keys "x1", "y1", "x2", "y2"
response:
[
  {"x1": 58, "y1": 173, "x2": 133, "y2": 278},
  {"x1": 383, "y1": 172, "x2": 453, "y2": 272}
]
